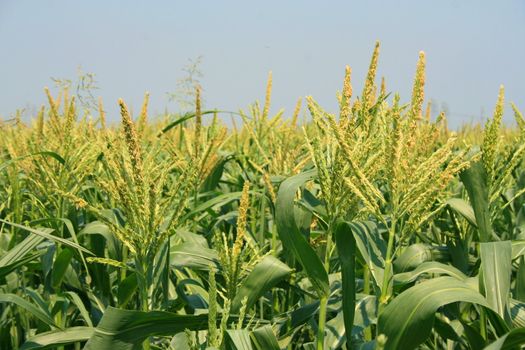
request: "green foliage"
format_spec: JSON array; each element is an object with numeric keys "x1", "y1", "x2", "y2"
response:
[{"x1": 1, "y1": 42, "x2": 525, "y2": 349}]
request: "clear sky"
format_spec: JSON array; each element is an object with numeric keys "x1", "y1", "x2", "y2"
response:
[{"x1": 0, "y1": 0, "x2": 524, "y2": 128}]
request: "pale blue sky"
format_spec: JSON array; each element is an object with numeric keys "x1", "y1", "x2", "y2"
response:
[{"x1": 0, "y1": 0, "x2": 524, "y2": 127}]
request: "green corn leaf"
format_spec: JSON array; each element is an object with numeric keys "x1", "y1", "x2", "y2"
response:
[
  {"x1": 175, "y1": 279, "x2": 209, "y2": 311},
  {"x1": 350, "y1": 221, "x2": 385, "y2": 288},
  {"x1": 158, "y1": 110, "x2": 236, "y2": 136},
  {"x1": 0, "y1": 234, "x2": 45, "y2": 278},
  {"x1": 63, "y1": 292, "x2": 93, "y2": 327},
  {"x1": 394, "y1": 243, "x2": 448, "y2": 273},
  {"x1": 20, "y1": 327, "x2": 94, "y2": 350},
  {"x1": 480, "y1": 241, "x2": 512, "y2": 321},
  {"x1": 324, "y1": 310, "x2": 346, "y2": 349},
  {"x1": 251, "y1": 326, "x2": 280, "y2": 350},
  {"x1": 459, "y1": 161, "x2": 493, "y2": 242},
  {"x1": 51, "y1": 248, "x2": 73, "y2": 289},
  {"x1": 291, "y1": 301, "x2": 320, "y2": 328},
  {"x1": 225, "y1": 329, "x2": 254, "y2": 350},
  {"x1": 378, "y1": 277, "x2": 490, "y2": 350},
  {"x1": 0, "y1": 219, "x2": 93, "y2": 255},
  {"x1": 462, "y1": 322, "x2": 486, "y2": 350},
  {"x1": 78, "y1": 221, "x2": 121, "y2": 261},
  {"x1": 510, "y1": 299, "x2": 525, "y2": 328},
  {"x1": 231, "y1": 255, "x2": 292, "y2": 313},
  {"x1": 202, "y1": 153, "x2": 234, "y2": 192},
  {"x1": 0, "y1": 151, "x2": 65, "y2": 173},
  {"x1": 515, "y1": 258, "x2": 525, "y2": 302},
  {"x1": 394, "y1": 261, "x2": 468, "y2": 285},
  {"x1": 446, "y1": 197, "x2": 478, "y2": 228},
  {"x1": 0, "y1": 293, "x2": 59, "y2": 329},
  {"x1": 484, "y1": 327, "x2": 525, "y2": 350},
  {"x1": 275, "y1": 169, "x2": 329, "y2": 298},
  {"x1": 170, "y1": 242, "x2": 219, "y2": 271},
  {"x1": 511, "y1": 241, "x2": 525, "y2": 260},
  {"x1": 84, "y1": 307, "x2": 211, "y2": 349},
  {"x1": 334, "y1": 221, "x2": 356, "y2": 341},
  {"x1": 117, "y1": 273, "x2": 138, "y2": 308}
]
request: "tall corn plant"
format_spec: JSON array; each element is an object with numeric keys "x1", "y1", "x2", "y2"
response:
[{"x1": 2, "y1": 43, "x2": 525, "y2": 350}]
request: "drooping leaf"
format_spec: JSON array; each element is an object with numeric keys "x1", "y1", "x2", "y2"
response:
[
  {"x1": 275, "y1": 169, "x2": 329, "y2": 297},
  {"x1": 176, "y1": 229, "x2": 209, "y2": 248},
  {"x1": 378, "y1": 277, "x2": 490, "y2": 350},
  {"x1": 485, "y1": 307, "x2": 512, "y2": 337},
  {"x1": 78, "y1": 221, "x2": 121, "y2": 260},
  {"x1": 0, "y1": 234, "x2": 45, "y2": 278},
  {"x1": 20, "y1": 327, "x2": 94, "y2": 350},
  {"x1": 462, "y1": 322, "x2": 486, "y2": 350},
  {"x1": 291, "y1": 301, "x2": 320, "y2": 329},
  {"x1": 202, "y1": 153, "x2": 234, "y2": 192},
  {"x1": 231, "y1": 255, "x2": 292, "y2": 313},
  {"x1": 0, "y1": 293, "x2": 59, "y2": 329},
  {"x1": 84, "y1": 307, "x2": 211, "y2": 349},
  {"x1": 175, "y1": 279, "x2": 209, "y2": 312},
  {"x1": 394, "y1": 261, "x2": 467, "y2": 285},
  {"x1": 446, "y1": 198, "x2": 478, "y2": 228},
  {"x1": 158, "y1": 110, "x2": 225, "y2": 135},
  {"x1": 0, "y1": 151, "x2": 65, "y2": 173},
  {"x1": 0, "y1": 219, "x2": 93, "y2": 255},
  {"x1": 63, "y1": 292, "x2": 93, "y2": 327},
  {"x1": 187, "y1": 191, "x2": 242, "y2": 217},
  {"x1": 433, "y1": 315, "x2": 462, "y2": 343},
  {"x1": 484, "y1": 327, "x2": 525, "y2": 350},
  {"x1": 394, "y1": 244, "x2": 448, "y2": 273},
  {"x1": 170, "y1": 242, "x2": 219, "y2": 271}
]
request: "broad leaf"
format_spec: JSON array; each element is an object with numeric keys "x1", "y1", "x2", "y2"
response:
[
  {"x1": 459, "y1": 161, "x2": 492, "y2": 242},
  {"x1": 378, "y1": 277, "x2": 490, "y2": 350},
  {"x1": 0, "y1": 293, "x2": 59, "y2": 329},
  {"x1": 52, "y1": 248, "x2": 73, "y2": 288},
  {"x1": 0, "y1": 219, "x2": 93, "y2": 255},
  {"x1": 251, "y1": 326, "x2": 280, "y2": 350},
  {"x1": 225, "y1": 329, "x2": 254, "y2": 350},
  {"x1": 275, "y1": 169, "x2": 329, "y2": 297},
  {"x1": 231, "y1": 255, "x2": 292, "y2": 313},
  {"x1": 484, "y1": 327, "x2": 525, "y2": 350},
  {"x1": 350, "y1": 221, "x2": 385, "y2": 288},
  {"x1": 170, "y1": 242, "x2": 219, "y2": 271},
  {"x1": 20, "y1": 327, "x2": 93, "y2": 350},
  {"x1": 480, "y1": 241, "x2": 512, "y2": 320},
  {"x1": 394, "y1": 261, "x2": 467, "y2": 285},
  {"x1": 394, "y1": 243, "x2": 448, "y2": 273},
  {"x1": 0, "y1": 234, "x2": 45, "y2": 278},
  {"x1": 84, "y1": 307, "x2": 210, "y2": 349},
  {"x1": 446, "y1": 198, "x2": 477, "y2": 228}
]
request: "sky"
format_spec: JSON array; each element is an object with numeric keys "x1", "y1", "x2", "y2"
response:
[{"x1": 0, "y1": 0, "x2": 524, "y2": 128}]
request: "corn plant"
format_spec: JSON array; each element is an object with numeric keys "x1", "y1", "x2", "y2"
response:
[{"x1": 1, "y1": 42, "x2": 525, "y2": 350}]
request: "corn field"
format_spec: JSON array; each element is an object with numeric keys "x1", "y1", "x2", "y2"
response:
[{"x1": 2, "y1": 43, "x2": 525, "y2": 350}]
